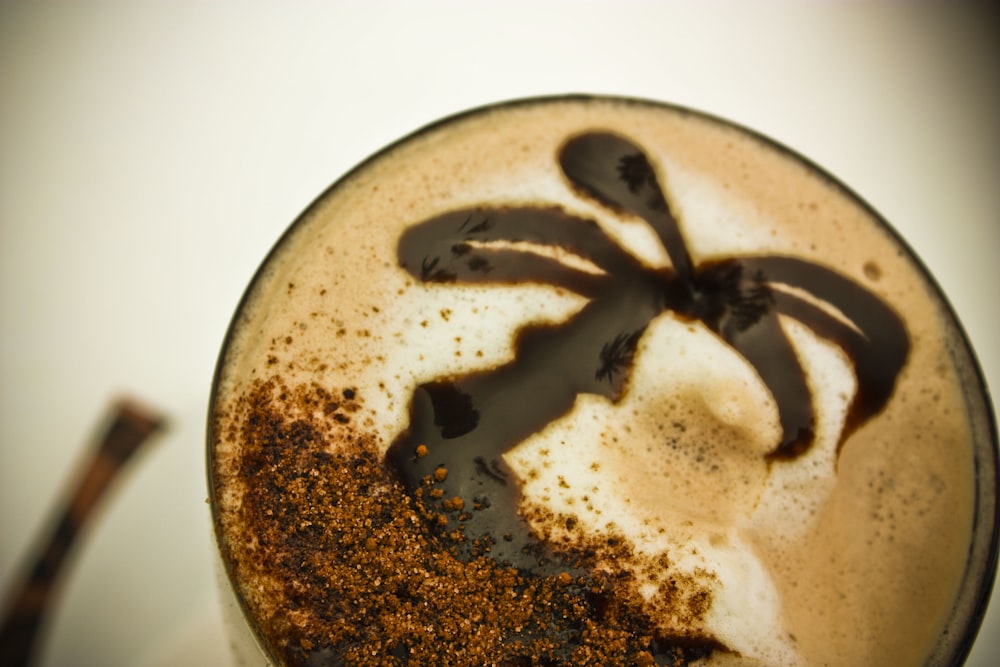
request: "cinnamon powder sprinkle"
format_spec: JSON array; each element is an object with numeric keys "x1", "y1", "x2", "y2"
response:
[{"x1": 213, "y1": 378, "x2": 722, "y2": 666}]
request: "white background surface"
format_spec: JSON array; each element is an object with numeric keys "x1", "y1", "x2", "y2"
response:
[{"x1": 1, "y1": 1, "x2": 997, "y2": 665}]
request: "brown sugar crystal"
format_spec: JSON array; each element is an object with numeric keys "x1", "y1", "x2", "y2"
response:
[{"x1": 217, "y1": 377, "x2": 721, "y2": 666}]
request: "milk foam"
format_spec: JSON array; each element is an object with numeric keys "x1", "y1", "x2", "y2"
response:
[{"x1": 212, "y1": 98, "x2": 980, "y2": 666}]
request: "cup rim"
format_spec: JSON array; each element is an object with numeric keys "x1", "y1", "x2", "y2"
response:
[{"x1": 205, "y1": 93, "x2": 1000, "y2": 666}]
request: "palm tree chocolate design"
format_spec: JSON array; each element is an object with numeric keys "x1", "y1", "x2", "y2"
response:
[{"x1": 386, "y1": 131, "x2": 909, "y2": 571}]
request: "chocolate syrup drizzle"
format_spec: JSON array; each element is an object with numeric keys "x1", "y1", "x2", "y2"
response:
[{"x1": 386, "y1": 130, "x2": 909, "y2": 580}]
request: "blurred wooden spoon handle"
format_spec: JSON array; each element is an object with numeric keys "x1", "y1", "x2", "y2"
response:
[{"x1": 0, "y1": 398, "x2": 166, "y2": 667}]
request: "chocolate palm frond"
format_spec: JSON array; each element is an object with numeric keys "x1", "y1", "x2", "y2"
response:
[
  {"x1": 398, "y1": 206, "x2": 646, "y2": 298},
  {"x1": 740, "y1": 256, "x2": 910, "y2": 455},
  {"x1": 560, "y1": 131, "x2": 695, "y2": 285},
  {"x1": 692, "y1": 259, "x2": 816, "y2": 459}
]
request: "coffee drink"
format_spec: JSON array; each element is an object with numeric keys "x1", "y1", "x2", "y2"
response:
[{"x1": 208, "y1": 96, "x2": 997, "y2": 666}]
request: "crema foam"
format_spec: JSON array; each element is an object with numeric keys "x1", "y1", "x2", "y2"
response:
[{"x1": 210, "y1": 97, "x2": 993, "y2": 667}]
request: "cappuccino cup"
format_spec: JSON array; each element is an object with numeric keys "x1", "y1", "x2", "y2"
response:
[{"x1": 208, "y1": 96, "x2": 997, "y2": 666}]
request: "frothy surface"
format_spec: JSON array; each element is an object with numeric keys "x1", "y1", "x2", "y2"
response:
[{"x1": 210, "y1": 98, "x2": 980, "y2": 666}]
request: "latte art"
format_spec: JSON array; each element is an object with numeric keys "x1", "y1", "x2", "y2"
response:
[
  {"x1": 386, "y1": 129, "x2": 909, "y2": 586},
  {"x1": 209, "y1": 97, "x2": 995, "y2": 666}
]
